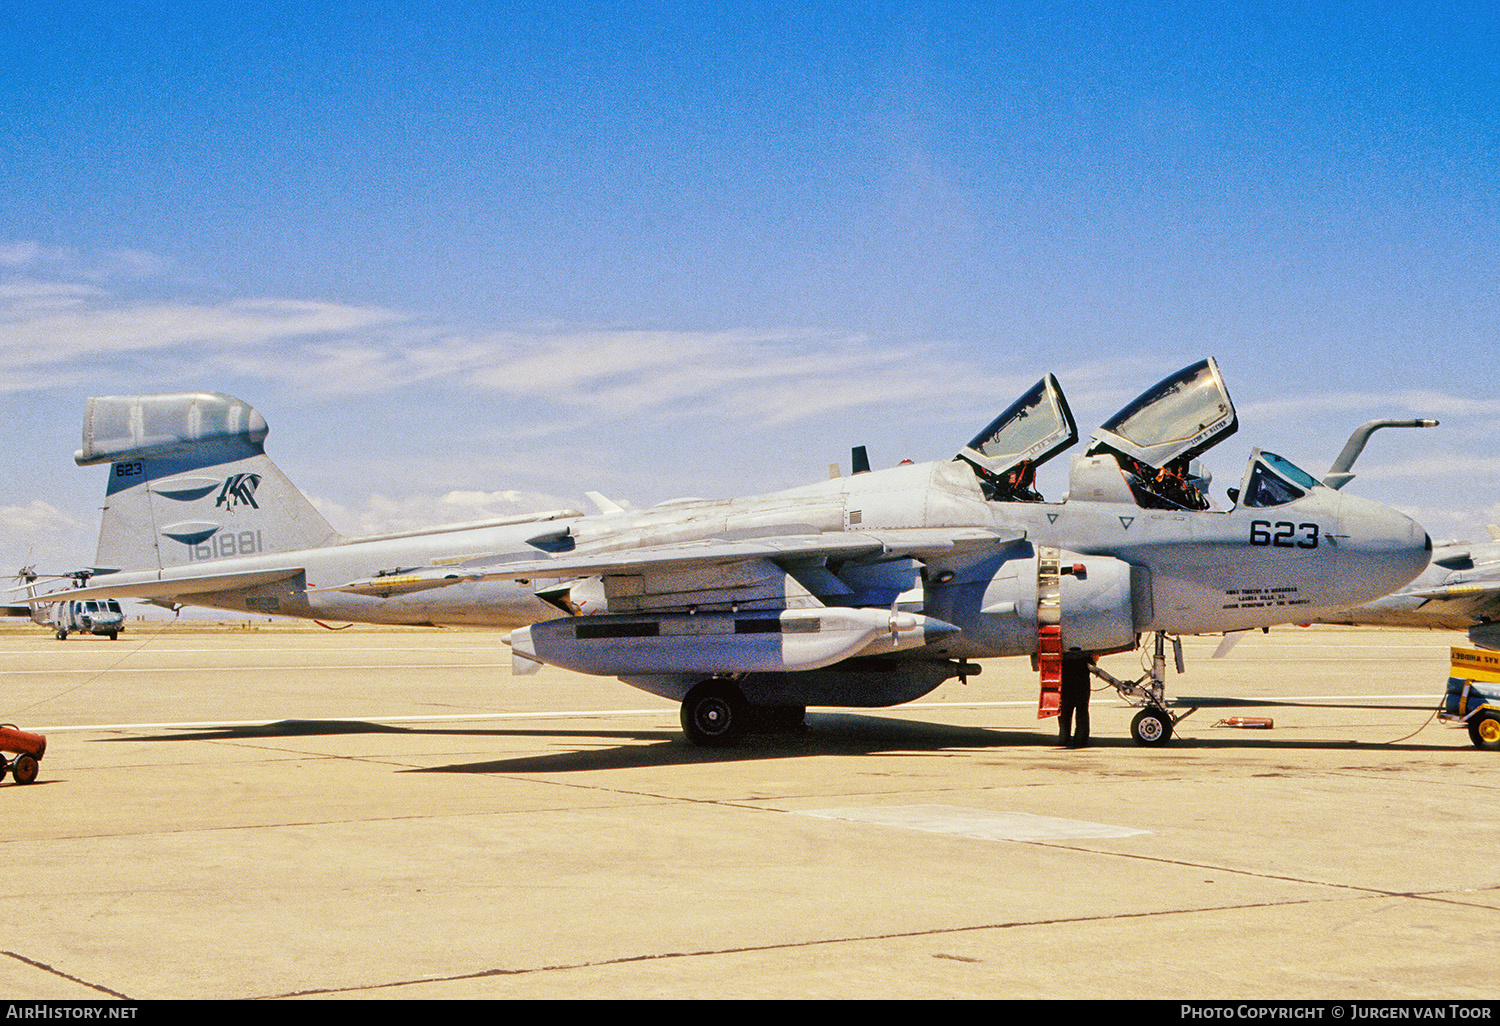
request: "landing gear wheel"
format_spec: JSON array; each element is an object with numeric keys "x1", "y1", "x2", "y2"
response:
[
  {"x1": 680, "y1": 681, "x2": 747, "y2": 747},
  {"x1": 55, "y1": 629, "x2": 67, "y2": 641},
  {"x1": 1468, "y1": 713, "x2": 1500, "y2": 750},
  {"x1": 11, "y1": 754, "x2": 38, "y2": 785},
  {"x1": 1131, "y1": 707, "x2": 1174, "y2": 746}
]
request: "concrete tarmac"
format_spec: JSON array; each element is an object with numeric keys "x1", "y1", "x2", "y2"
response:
[{"x1": 0, "y1": 621, "x2": 1494, "y2": 1000}]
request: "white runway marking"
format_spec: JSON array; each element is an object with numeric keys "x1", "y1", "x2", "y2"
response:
[
  {"x1": 800, "y1": 804, "x2": 1151, "y2": 842},
  {"x1": 32, "y1": 709, "x2": 669, "y2": 733}
]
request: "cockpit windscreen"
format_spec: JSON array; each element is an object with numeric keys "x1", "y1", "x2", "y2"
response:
[
  {"x1": 1242, "y1": 451, "x2": 1321, "y2": 508},
  {"x1": 959, "y1": 374, "x2": 1077, "y2": 502}
]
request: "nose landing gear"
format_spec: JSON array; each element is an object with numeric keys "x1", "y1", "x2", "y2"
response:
[{"x1": 1089, "y1": 632, "x2": 1197, "y2": 746}]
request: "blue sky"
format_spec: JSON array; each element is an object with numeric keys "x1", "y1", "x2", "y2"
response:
[{"x1": 3, "y1": 2, "x2": 1498, "y2": 576}]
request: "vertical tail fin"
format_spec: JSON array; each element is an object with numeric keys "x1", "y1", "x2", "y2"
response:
[
  {"x1": 10, "y1": 569, "x2": 50, "y2": 626},
  {"x1": 77, "y1": 393, "x2": 340, "y2": 571}
]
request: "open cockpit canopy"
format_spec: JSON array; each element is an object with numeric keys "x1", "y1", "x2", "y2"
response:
[
  {"x1": 957, "y1": 374, "x2": 1077, "y2": 501},
  {"x1": 1079, "y1": 358, "x2": 1236, "y2": 510},
  {"x1": 1085, "y1": 358, "x2": 1237, "y2": 470}
]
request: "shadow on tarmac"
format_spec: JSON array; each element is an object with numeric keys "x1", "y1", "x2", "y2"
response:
[
  {"x1": 1174, "y1": 696, "x2": 1438, "y2": 710},
  {"x1": 92, "y1": 709, "x2": 1468, "y2": 772}
]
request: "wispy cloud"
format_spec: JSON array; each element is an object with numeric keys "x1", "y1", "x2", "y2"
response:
[
  {"x1": 0, "y1": 247, "x2": 1029, "y2": 429},
  {"x1": 0, "y1": 242, "x2": 171, "y2": 280},
  {"x1": 1346, "y1": 454, "x2": 1500, "y2": 482},
  {"x1": 456, "y1": 328, "x2": 1017, "y2": 425},
  {"x1": 309, "y1": 488, "x2": 583, "y2": 536},
  {"x1": 0, "y1": 501, "x2": 91, "y2": 570},
  {"x1": 0, "y1": 293, "x2": 405, "y2": 370},
  {"x1": 1240, "y1": 390, "x2": 1500, "y2": 423}
]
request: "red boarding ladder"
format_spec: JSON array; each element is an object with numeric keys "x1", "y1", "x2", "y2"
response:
[
  {"x1": 1037, "y1": 623, "x2": 1062, "y2": 718},
  {"x1": 1036, "y1": 545, "x2": 1063, "y2": 719}
]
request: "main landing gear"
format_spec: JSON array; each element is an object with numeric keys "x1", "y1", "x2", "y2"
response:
[
  {"x1": 1088, "y1": 632, "x2": 1197, "y2": 746},
  {"x1": 681, "y1": 680, "x2": 745, "y2": 746},
  {"x1": 679, "y1": 680, "x2": 805, "y2": 747}
]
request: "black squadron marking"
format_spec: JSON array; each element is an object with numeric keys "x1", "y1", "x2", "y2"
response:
[{"x1": 216, "y1": 473, "x2": 262, "y2": 511}]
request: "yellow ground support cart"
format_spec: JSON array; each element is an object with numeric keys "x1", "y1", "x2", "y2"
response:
[{"x1": 1442, "y1": 647, "x2": 1500, "y2": 749}]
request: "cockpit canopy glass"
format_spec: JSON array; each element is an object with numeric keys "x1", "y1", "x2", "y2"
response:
[
  {"x1": 1085, "y1": 358, "x2": 1237, "y2": 469},
  {"x1": 1240, "y1": 450, "x2": 1321, "y2": 508},
  {"x1": 958, "y1": 374, "x2": 1077, "y2": 501}
]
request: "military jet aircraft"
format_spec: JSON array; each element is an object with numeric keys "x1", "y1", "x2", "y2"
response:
[
  {"x1": 1317, "y1": 528, "x2": 1500, "y2": 649},
  {"x1": 19, "y1": 359, "x2": 1431, "y2": 745}
]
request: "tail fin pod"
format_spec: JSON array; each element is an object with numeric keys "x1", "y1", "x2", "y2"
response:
[{"x1": 77, "y1": 393, "x2": 340, "y2": 571}]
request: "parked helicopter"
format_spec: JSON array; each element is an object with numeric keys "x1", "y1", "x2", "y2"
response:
[{"x1": 7, "y1": 569, "x2": 126, "y2": 640}]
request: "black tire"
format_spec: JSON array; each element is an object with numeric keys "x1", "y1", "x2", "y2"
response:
[
  {"x1": 1468, "y1": 713, "x2": 1500, "y2": 750},
  {"x1": 12, "y1": 754, "x2": 38, "y2": 785},
  {"x1": 0, "y1": 754, "x2": 8, "y2": 782},
  {"x1": 680, "y1": 681, "x2": 747, "y2": 747},
  {"x1": 1131, "y1": 707, "x2": 1173, "y2": 746}
]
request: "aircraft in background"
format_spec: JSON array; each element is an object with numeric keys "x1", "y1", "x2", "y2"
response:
[
  {"x1": 5, "y1": 569, "x2": 126, "y2": 640},
  {"x1": 1318, "y1": 527, "x2": 1500, "y2": 650},
  {"x1": 15, "y1": 359, "x2": 1431, "y2": 745},
  {"x1": 1270, "y1": 415, "x2": 1499, "y2": 651}
]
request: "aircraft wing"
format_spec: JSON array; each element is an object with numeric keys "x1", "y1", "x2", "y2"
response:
[
  {"x1": 329, "y1": 527, "x2": 1025, "y2": 594},
  {"x1": 8, "y1": 567, "x2": 305, "y2": 604}
]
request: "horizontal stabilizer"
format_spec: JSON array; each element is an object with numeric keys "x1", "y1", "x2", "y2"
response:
[
  {"x1": 585, "y1": 491, "x2": 625, "y2": 515},
  {"x1": 12, "y1": 567, "x2": 304, "y2": 603}
]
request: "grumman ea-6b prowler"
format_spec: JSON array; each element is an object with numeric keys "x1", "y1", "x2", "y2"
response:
[{"x1": 28, "y1": 359, "x2": 1431, "y2": 746}]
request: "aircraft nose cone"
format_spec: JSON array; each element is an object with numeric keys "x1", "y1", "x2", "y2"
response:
[{"x1": 1340, "y1": 500, "x2": 1431, "y2": 604}]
